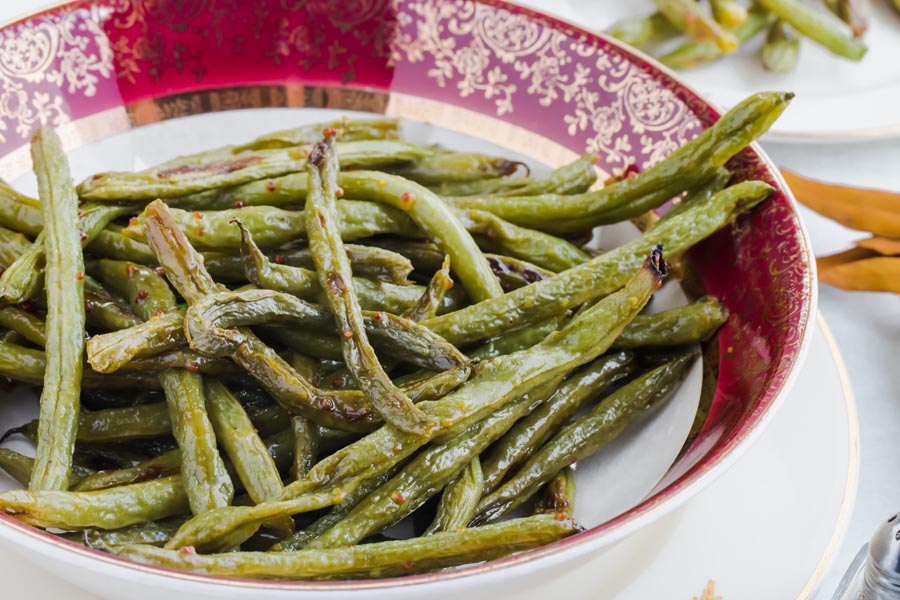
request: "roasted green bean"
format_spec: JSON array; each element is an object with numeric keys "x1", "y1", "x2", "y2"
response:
[
  {"x1": 607, "y1": 12, "x2": 681, "y2": 47},
  {"x1": 0, "y1": 306, "x2": 45, "y2": 346},
  {"x1": 474, "y1": 354, "x2": 694, "y2": 524},
  {"x1": 425, "y1": 457, "x2": 483, "y2": 535},
  {"x1": 653, "y1": 0, "x2": 738, "y2": 52},
  {"x1": 434, "y1": 154, "x2": 597, "y2": 197},
  {"x1": 756, "y1": 0, "x2": 866, "y2": 59},
  {"x1": 29, "y1": 128, "x2": 86, "y2": 492},
  {"x1": 159, "y1": 370, "x2": 233, "y2": 514},
  {"x1": 162, "y1": 250, "x2": 666, "y2": 550},
  {"x1": 614, "y1": 296, "x2": 728, "y2": 349},
  {"x1": 448, "y1": 92, "x2": 788, "y2": 232},
  {"x1": 406, "y1": 255, "x2": 453, "y2": 322},
  {"x1": 235, "y1": 118, "x2": 400, "y2": 152},
  {"x1": 533, "y1": 466, "x2": 576, "y2": 517},
  {"x1": 659, "y1": 9, "x2": 775, "y2": 70},
  {"x1": 480, "y1": 352, "x2": 636, "y2": 492},
  {"x1": 0, "y1": 475, "x2": 189, "y2": 529},
  {"x1": 235, "y1": 220, "x2": 440, "y2": 314},
  {"x1": 305, "y1": 136, "x2": 432, "y2": 436},
  {"x1": 761, "y1": 20, "x2": 801, "y2": 72},
  {"x1": 424, "y1": 180, "x2": 772, "y2": 346},
  {"x1": 77, "y1": 140, "x2": 432, "y2": 200},
  {"x1": 122, "y1": 514, "x2": 579, "y2": 579}
]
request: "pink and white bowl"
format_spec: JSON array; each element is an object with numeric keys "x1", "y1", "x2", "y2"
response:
[{"x1": 0, "y1": 1, "x2": 816, "y2": 598}]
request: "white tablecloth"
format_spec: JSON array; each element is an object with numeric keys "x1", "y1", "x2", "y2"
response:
[{"x1": 0, "y1": 1, "x2": 897, "y2": 598}]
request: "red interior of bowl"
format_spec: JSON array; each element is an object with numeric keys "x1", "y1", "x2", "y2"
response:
[{"x1": 0, "y1": 0, "x2": 813, "y2": 588}]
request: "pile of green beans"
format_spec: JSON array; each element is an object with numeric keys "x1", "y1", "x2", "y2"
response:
[
  {"x1": 0, "y1": 99, "x2": 784, "y2": 580},
  {"x1": 608, "y1": 0, "x2": 869, "y2": 73}
]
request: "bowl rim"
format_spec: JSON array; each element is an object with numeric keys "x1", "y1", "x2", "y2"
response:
[{"x1": 0, "y1": 0, "x2": 818, "y2": 591}]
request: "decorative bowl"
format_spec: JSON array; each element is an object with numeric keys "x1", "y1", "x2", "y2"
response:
[{"x1": 0, "y1": 0, "x2": 815, "y2": 598}]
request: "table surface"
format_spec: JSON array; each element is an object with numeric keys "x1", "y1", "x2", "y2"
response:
[{"x1": 0, "y1": 1, "x2": 897, "y2": 598}]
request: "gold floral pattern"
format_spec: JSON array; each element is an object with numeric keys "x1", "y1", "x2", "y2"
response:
[
  {"x1": 0, "y1": 7, "x2": 112, "y2": 144},
  {"x1": 392, "y1": 0, "x2": 701, "y2": 169}
]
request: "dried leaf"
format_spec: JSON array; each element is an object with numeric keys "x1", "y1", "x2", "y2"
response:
[
  {"x1": 818, "y1": 256, "x2": 900, "y2": 293},
  {"x1": 856, "y1": 236, "x2": 900, "y2": 256},
  {"x1": 782, "y1": 168, "x2": 900, "y2": 237},
  {"x1": 816, "y1": 246, "x2": 877, "y2": 272}
]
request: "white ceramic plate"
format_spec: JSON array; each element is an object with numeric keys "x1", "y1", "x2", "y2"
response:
[
  {"x1": 515, "y1": 0, "x2": 900, "y2": 142},
  {"x1": 0, "y1": 314, "x2": 854, "y2": 599}
]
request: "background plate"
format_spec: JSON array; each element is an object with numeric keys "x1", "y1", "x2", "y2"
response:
[{"x1": 515, "y1": 0, "x2": 900, "y2": 141}]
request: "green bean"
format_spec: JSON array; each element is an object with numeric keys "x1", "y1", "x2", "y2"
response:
[
  {"x1": 607, "y1": 12, "x2": 681, "y2": 46},
  {"x1": 144, "y1": 200, "x2": 463, "y2": 432},
  {"x1": 271, "y1": 464, "x2": 404, "y2": 551},
  {"x1": 86, "y1": 311, "x2": 186, "y2": 373},
  {"x1": 0, "y1": 449, "x2": 93, "y2": 488},
  {"x1": 458, "y1": 208, "x2": 590, "y2": 271},
  {"x1": 0, "y1": 182, "x2": 41, "y2": 236},
  {"x1": 613, "y1": 296, "x2": 728, "y2": 349},
  {"x1": 77, "y1": 403, "x2": 171, "y2": 442},
  {"x1": 82, "y1": 276, "x2": 143, "y2": 331},
  {"x1": 651, "y1": 167, "x2": 732, "y2": 230},
  {"x1": 82, "y1": 517, "x2": 186, "y2": 548},
  {"x1": 91, "y1": 259, "x2": 175, "y2": 321},
  {"x1": 204, "y1": 379, "x2": 283, "y2": 506},
  {"x1": 172, "y1": 175, "x2": 311, "y2": 211},
  {"x1": 469, "y1": 317, "x2": 562, "y2": 360},
  {"x1": 209, "y1": 244, "x2": 421, "y2": 284},
  {"x1": 654, "y1": 0, "x2": 739, "y2": 51},
  {"x1": 0, "y1": 202, "x2": 129, "y2": 305},
  {"x1": 822, "y1": 0, "x2": 867, "y2": 37},
  {"x1": 406, "y1": 255, "x2": 453, "y2": 321},
  {"x1": 120, "y1": 350, "x2": 233, "y2": 375},
  {"x1": 338, "y1": 171, "x2": 504, "y2": 301},
  {"x1": 480, "y1": 352, "x2": 636, "y2": 492},
  {"x1": 449, "y1": 93, "x2": 789, "y2": 233},
  {"x1": 425, "y1": 457, "x2": 483, "y2": 535},
  {"x1": 306, "y1": 137, "x2": 432, "y2": 436},
  {"x1": 424, "y1": 180, "x2": 773, "y2": 347},
  {"x1": 485, "y1": 254, "x2": 553, "y2": 291},
  {"x1": 0, "y1": 231, "x2": 45, "y2": 305},
  {"x1": 533, "y1": 466, "x2": 575, "y2": 517},
  {"x1": 77, "y1": 140, "x2": 432, "y2": 201},
  {"x1": 474, "y1": 354, "x2": 694, "y2": 524},
  {"x1": 235, "y1": 118, "x2": 400, "y2": 152},
  {"x1": 87, "y1": 226, "x2": 158, "y2": 264},
  {"x1": 309, "y1": 390, "x2": 539, "y2": 548},
  {"x1": 0, "y1": 475, "x2": 189, "y2": 529},
  {"x1": 436, "y1": 154, "x2": 598, "y2": 198},
  {"x1": 185, "y1": 289, "x2": 466, "y2": 371},
  {"x1": 163, "y1": 251, "x2": 664, "y2": 551},
  {"x1": 761, "y1": 20, "x2": 801, "y2": 72},
  {"x1": 159, "y1": 370, "x2": 233, "y2": 514},
  {"x1": 756, "y1": 0, "x2": 866, "y2": 59},
  {"x1": 0, "y1": 225, "x2": 31, "y2": 265},
  {"x1": 124, "y1": 514, "x2": 578, "y2": 579},
  {"x1": 128, "y1": 201, "x2": 418, "y2": 250},
  {"x1": 235, "y1": 220, "x2": 436, "y2": 314},
  {"x1": 0, "y1": 340, "x2": 161, "y2": 389},
  {"x1": 0, "y1": 306, "x2": 45, "y2": 346},
  {"x1": 73, "y1": 429, "x2": 291, "y2": 493},
  {"x1": 711, "y1": 0, "x2": 749, "y2": 29},
  {"x1": 389, "y1": 151, "x2": 523, "y2": 185},
  {"x1": 29, "y1": 128, "x2": 86, "y2": 492},
  {"x1": 291, "y1": 415, "x2": 319, "y2": 480}
]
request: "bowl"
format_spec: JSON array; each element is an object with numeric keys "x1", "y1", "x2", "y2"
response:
[{"x1": 0, "y1": 0, "x2": 816, "y2": 598}]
